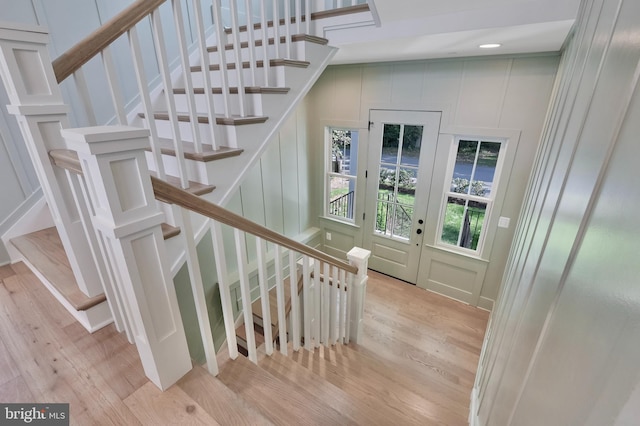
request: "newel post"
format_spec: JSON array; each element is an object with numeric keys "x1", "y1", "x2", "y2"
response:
[
  {"x1": 61, "y1": 125, "x2": 191, "y2": 390},
  {"x1": 347, "y1": 247, "x2": 371, "y2": 344}
]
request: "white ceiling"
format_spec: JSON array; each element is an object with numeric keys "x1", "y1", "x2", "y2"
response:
[{"x1": 329, "y1": 0, "x2": 582, "y2": 64}]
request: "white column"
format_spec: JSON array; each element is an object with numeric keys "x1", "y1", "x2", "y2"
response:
[
  {"x1": 0, "y1": 24, "x2": 109, "y2": 303},
  {"x1": 347, "y1": 247, "x2": 371, "y2": 344},
  {"x1": 62, "y1": 125, "x2": 192, "y2": 390}
]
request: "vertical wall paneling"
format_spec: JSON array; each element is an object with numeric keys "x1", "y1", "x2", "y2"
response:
[
  {"x1": 261, "y1": 137, "x2": 285, "y2": 236},
  {"x1": 280, "y1": 113, "x2": 302, "y2": 236},
  {"x1": 474, "y1": 0, "x2": 640, "y2": 424}
]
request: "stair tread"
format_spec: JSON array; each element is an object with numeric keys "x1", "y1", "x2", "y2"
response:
[
  {"x1": 160, "y1": 223, "x2": 180, "y2": 240},
  {"x1": 207, "y1": 34, "x2": 329, "y2": 52},
  {"x1": 155, "y1": 138, "x2": 243, "y2": 163},
  {"x1": 10, "y1": 227, "x2": 106, "y2": 311},
  {"x1": 250, "y1": 276, "x2": 303, "y2": 335},
  {"x1": 173, "y1": 86, "x2": 290, "y2": 95},
  {"x1": 258, "y1": 348, "x2": 402, "y2": 425},
  {"x1": 149, "y1": 169, "x2": 216, "y2": 196},
  {"x1": 289, "y1": 343, "x2": 468, "y2": 425},
  {"x1": 190, "y1": 59, "x2": 310, "y2": 72},
  {"x1": 235, "y1": 323, "x2": 266, "y2": 348},
  {"x1": 139, "y1": 112, "x2": 268, "y2": 126},
  {"x1": 217, "y1": 355, "x2": 350, "y2": 425},
  {"x1": 178, "y1": 364, "x2": 273, "y2": 425}
]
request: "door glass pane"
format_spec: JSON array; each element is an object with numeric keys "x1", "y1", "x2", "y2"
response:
[
  {"x1": 441, "y1": 197, "x2": 487, "y2": 250},
  {"x1": 476, "y1": 141, "x2": 500, "y2": 196},
  {"x1": 392, "y1": 205, "x2": 413, "y2": 239},
  {"x1": 451, "y1": 140, "x2": 478, "y2": 193},
  {"x1": 377, "y1": 122, "x2": 424, "y2": 241},
  {"x1": 400, "y1": 125, "x2": 423, "y2": 166},
  {"x1": 375, "y1": 195, "x2": 393, "y2": 236},
  {"x1": 381, "y1": 124, "x2": 400, "y2": 164},
  {"x1": 398, "y1": 167, "x2": 417, "y2": 198}
]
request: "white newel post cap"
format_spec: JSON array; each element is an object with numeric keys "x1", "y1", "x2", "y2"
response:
[
  {"x1": 61, "y1": 126, "x2": 151, "y2": 154},
  {"x1": 347, "y1": 247, "x2": 371, "y2": 277}
]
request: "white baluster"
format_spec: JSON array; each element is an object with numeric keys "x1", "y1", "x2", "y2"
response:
[
  {"x1": 234, "y1": 229, "x2": 257, "y2": 363},
  {"x1": 101, "y1": 47, "x2": 127, "y2": 125},
  {"x1": 256, "y1": 237, "x2": 273, "y2": 355},
  {"x1": 295, "y1": 0, "x2": 301, "y2": 34},
  {"x1": 302, "y1": 255, "x2": 312, "y2": 351},
  {"x1": 212, "y1": 0, "x2": 232, "y2": 118},
  {"x1": 259, "y1": 0, "x2": 271, "y2": 87},
  {"x1": 339, "y1": 268, "x2": 347, "y2": 343},
  {"x1": 345, "y1": 271, "x2": 353, "y2": 343},
  {"x1": 305, "y1": 0, "x2": 311, "y2": 34},
  {"x1": 229, "y1": 0, "x2": 247, "y2": 116},
  {"x1": 338, "y1": 0, "x2": 344, "y2": 7},
  {"x1": 289, "y1": 250, "x2": 301, "y2": 350},
  {"x1": 73, "y1": 68, "x2": 97, "y2": 126},
  {"x1": 128, "y1": 26, "x2": 166, "y2": 180},
  {"x1": 322, "y1": 261, "x2": 330, "y2": 346},
  {"x1": 192, "y1": 0, "x2": 221, "y2": 147},
  {"x1": 272, "y1": 0, "x2": 281, "y2": 59},
  {"x1": 244, "y1": 0, "x2": 257, "y2": 87},
  {"x1": 274, "y1": 245, "x2": 288, "y2": 355},
  {"x1": 180, "y1": 208, "x2": 218, "y2": 375},
  {"x1": 331, "y1": 265, "x2": 339, "y2": 345},
  {"x1": 172, "y1": 0, "x2": 203, "y2": 152},
  {"x1": 210, "y1": 221, "x2": 238, "y2": 359},
  {"x1": 313, "y1": 258, "x2": 321, "y2": 347},
  {"x1": 283, "y1": 0, "x2": 292, "y2": 58},
  {"x1": 151, "y1": 9, "x2": 189, "y2": 189}
]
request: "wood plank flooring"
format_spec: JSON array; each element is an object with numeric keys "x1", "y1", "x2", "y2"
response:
[{"x1": 0, "y1": 263, "x2": 488, "y2": 425}]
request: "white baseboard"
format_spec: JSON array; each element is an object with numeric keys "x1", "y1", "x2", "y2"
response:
[
  {"x1": 478, "y1": 296, "x2": 495, "y2": 312},
  {"x1": 469, "y1": 387, "x2": 480, "y2": 425}
]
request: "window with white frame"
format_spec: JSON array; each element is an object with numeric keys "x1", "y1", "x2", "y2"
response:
[
  {"x1": 438, "y1": 137, "x2": 504, "y2": 254},
  {"x1": 326, "y1": 128, "x2": 359, "y2": 222}
]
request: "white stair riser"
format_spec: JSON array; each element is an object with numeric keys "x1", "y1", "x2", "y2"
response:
[{"x1": 171, "y1": 92, "x2": 263, "y2": 117}]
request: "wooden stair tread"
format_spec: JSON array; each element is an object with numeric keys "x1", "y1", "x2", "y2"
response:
[
  {"x1": 250, "y1": 276, "x2": 303, "y2": 334},
  {"x1": 160, "y1": 223, "x2": 180, "y2": 240},
  {"x1": 149, "y1": 170, "x2": 215, "y2": 197},
  {"x1": 173, "y1": 86, "x2": 290, "y2": 95},
  {"x1": 177, "y1": 365, "x2": 273, "y2": 425},
  {"x1": 258, "y1": 349, "x2": 401, "y2": 426},
  {"x1": 154, "y1": 138, "x2": 243, "y2": 163},
  {"x1": 190, "y1": 59, "x2": 310, "y2": 72},
  {"x1": 235, "y1": 323, "x2": 266, "y2": 347},
  {"x1": 217, "y1": 355, "x2": 349, "y2": 425},
  {"x1": 139, "y1": 112, "x2": 268, "y2": 126},
  {"x1": 207, "y1": 34, "x2": 328, "y2": 53},
  {"x1": 10, "y1": 227, "x2": 106, "y2": 311}
]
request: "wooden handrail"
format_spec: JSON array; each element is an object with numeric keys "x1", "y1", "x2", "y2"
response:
[
  {"x1": 49, "y1": 149, "x2": 357, "y2": 274},
  {"x1": 152, "y1": 176, "x2": 358, "y2": 274},
  {"x1": 52, "y1": 0, "x2": 166, "y2": 83}
]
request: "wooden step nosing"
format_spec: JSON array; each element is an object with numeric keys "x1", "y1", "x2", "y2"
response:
[
  {"x1": 139, "y1": 112, "x2": 268, "y2": 126},
  {"x1": 206, "y1": 34, "x2": 328, "y2": 52},
  {"x1": 190, "y1": 59, "x2": 309, "y2": 72},
  {"x1": 173, "y1": 86, "x2": 290, "y2": 95}
]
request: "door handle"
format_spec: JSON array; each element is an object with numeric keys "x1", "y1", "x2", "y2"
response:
[{"x1": 416, "y1": 229, "x2": 423, "y2": 235}]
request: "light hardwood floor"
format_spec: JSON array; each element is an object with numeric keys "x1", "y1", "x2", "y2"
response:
[{"x1": 0, "y1": 263, "x2": 488, "y2": 425}]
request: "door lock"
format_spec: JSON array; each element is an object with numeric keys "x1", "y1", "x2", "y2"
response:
[
  {"x1": 416, "y1": 229, "x2": 423, "y2": 235},
  {"x1": 418, "y1": 219, "x2": 424, "y2": 224}
]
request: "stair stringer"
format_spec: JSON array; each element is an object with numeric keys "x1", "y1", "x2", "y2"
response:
[{"x1": 187, "y1": 45, "x2": 338, "y2": 206}]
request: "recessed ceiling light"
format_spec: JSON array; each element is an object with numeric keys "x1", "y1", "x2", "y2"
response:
[{"x1": 479, "y1": 43, "x2": 502, "y2": 49}]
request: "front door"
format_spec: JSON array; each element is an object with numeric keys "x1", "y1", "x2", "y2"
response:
[{"x1": 363, "y1": 110, "x2": 441, "y2": 283}]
